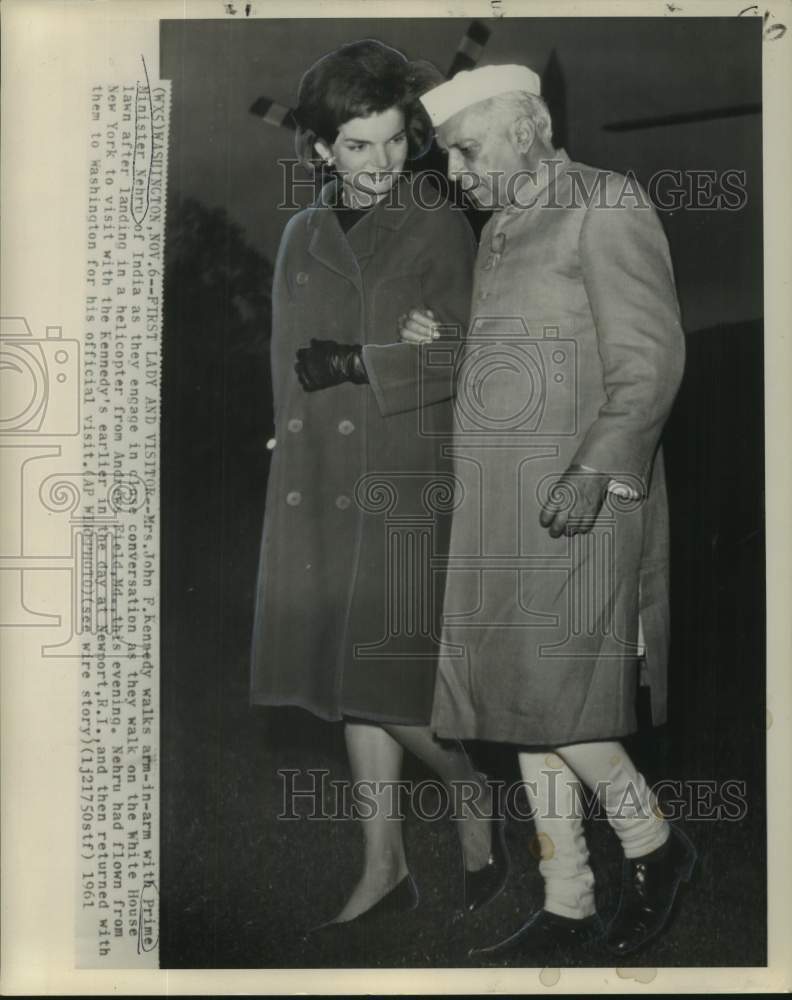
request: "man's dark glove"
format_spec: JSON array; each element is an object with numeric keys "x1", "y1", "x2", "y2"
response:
[{"x1": 295, "y1": 339, "x2": 368, "y2": 392}]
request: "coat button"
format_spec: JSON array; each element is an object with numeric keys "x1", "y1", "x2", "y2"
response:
[
  {"x1": 286, "y1": 491, "x2": 302, "y2": 506},
  {"x1": 287, "y1": 418, "x2": 303, "y2": 432},
  {"x1": 338, "y1": 419, "x2": 355, "y2": 435},
  {"x1": 266, "y1": 438, "x2": 276, "y2": 450},
  {"x1": 335, "y1": 495, "x2": 351, "y2": 510},
  {"x1": 295, "y1": 271, "x2": 309, "y2": 285}
]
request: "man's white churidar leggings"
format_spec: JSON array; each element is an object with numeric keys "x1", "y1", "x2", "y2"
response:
[{"x1": 518, "y1": 742, "x2": 670, "y2": 919}]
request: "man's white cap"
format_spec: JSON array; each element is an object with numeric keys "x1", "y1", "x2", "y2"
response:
[{"x1": 420, "y1": 64, "x2": 541, "y2": 126}]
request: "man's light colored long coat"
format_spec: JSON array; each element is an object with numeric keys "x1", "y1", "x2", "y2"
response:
[{"x1": 431, "y1": 152, "x2": 686, "y2": 746}]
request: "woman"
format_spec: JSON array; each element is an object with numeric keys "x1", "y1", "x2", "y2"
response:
[{"x1": 250, "y1": 40, "x2": 508, "y2": 927}]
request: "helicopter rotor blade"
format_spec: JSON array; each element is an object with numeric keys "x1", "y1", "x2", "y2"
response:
[
  {"x1": 250, "y1": 20, "x2": 494, "y2": 129},
  {"x1": 446, "y1": 20, "x2": 491, "y2": 78},
  {"x1": 249, "y1": 96, "x2": 299, "y2": 131},
  {"x1": 603, "y1": 103, "x2": 761, "y2": 132}
]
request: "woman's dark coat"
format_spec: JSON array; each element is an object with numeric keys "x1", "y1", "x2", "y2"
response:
[{"x1": 251, "y1": 177, "x2": 475, "y2": 724}]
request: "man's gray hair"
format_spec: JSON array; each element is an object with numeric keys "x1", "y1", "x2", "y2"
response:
[{"x1": 483, "y1": 90, "x2": 554, "y2": 145}]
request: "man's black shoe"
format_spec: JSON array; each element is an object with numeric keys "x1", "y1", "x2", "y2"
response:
[
  {"x1": 605, "y1": 825, "x2": 697, "y2": 956},
  {"x1": 469, "y1": 909, "x2": 603, "y2": 962}
]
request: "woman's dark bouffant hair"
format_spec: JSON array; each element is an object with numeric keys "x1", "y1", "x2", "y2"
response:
[{"x1": 293, "y1": 39, "x2": 443, "y2": 167}]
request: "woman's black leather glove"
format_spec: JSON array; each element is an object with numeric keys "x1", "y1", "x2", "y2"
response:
[{"x1": 295, "y1": 339, "x2": 369, "y2": 392}]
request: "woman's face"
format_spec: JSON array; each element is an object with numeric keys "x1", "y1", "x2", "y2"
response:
[{"x1": 318, "y1": 107, "x2": 408, "y2": 204}]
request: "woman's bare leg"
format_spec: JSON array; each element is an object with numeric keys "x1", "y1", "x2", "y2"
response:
[
  {"x1": 332, "y1": 721, "x2": 409, "y2": 923},
  {"x1": 384, "y1": 723, "x2": 492, "y2": 871},
  {"x1": 333, "y1": 722, "x2": 493, "y2": 923}
]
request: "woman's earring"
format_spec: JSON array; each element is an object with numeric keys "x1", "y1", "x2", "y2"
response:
[{"x1": 314, "y1": 141, "x2": 335, "y2": 168}]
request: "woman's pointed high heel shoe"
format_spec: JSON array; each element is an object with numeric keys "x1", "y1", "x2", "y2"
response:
[
  {"x1": 463, "y1": 815, "x2": 510, "y2": 914},
  {"x1": 306, "y1": 873, "x2": 419, "y2": 936}
]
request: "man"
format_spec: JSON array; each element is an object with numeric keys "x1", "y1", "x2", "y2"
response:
[{"x1": 401, "y1": 64, "x2": 694, "y2": 958}]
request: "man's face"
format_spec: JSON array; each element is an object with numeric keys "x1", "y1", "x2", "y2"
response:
[{"x1": 436, "y1": 104, "x2": 525, "y2": 210}]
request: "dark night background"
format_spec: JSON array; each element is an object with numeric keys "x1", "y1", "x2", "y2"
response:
[{"x1": 159, "y1": 17, "x2": 765, "y2": 968}]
